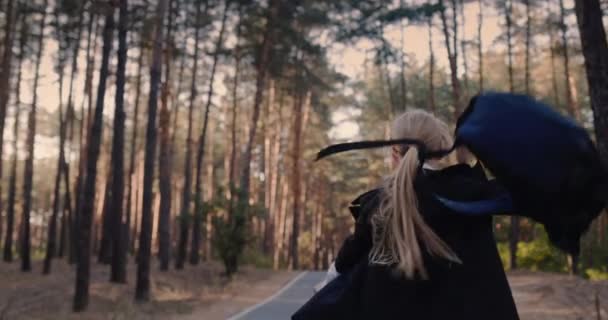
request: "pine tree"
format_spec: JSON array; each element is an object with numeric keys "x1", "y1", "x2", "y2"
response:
[
  {"x1": 73, "y1": 4, "x2": 115, "y2": 311},
  {"x1": 110, "y1": 0, "x2": 129, "y2": 283},
  {"x1": 136, "y1": 0, "x2": 169, "y2": 302}
]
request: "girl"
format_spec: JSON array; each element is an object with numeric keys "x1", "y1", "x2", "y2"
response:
[{"x1": 295, "y1": 109, "x2": 519, "y2": 319}]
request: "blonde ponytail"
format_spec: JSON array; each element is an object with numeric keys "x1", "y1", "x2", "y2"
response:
[{"x1": 369, "y1": 110, "x2": 462, "y2": 279}]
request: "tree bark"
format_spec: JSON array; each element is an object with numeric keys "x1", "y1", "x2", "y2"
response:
[
  {"x1": 228, "y1": 4, "x2": 243, "y2": 218},
  {"x1": 110, "y1": 0, "x2": 129, "y2": 283},
  {"x1": 289, "y1": 90, "x2": 311, "y2": 270},
  {"x1": 504, "y1": 0, "x2": 519, "y2": 270},
  {"x1": 524, "y1": 0, "x2": 532, "y2": 95},
  {"x1": 136, "y1": 0, "x2": 168, "y2": 302},
  {"x1": 73, "y1": 7, "x2": 114, "y2": 312},
  {"x1": 398, "y1": 2, "x2": 407, "y2": 112},
  {"x1": 233, "y1": 0, "x2": 280, "y2": 274},
  {"x1": 2, "y1": 14, "x2": 25, "y2": 262},
  {"x1": 477, "y1": 0, "x2": 483, "y2": 91},
  {"x1": 21, "y1": 2, "x2": 48, "y2": 272},
  {"x1": 0, "y1": 0, "x2": 17, "y2": 232},
  {"x1": 428, "y1": 11, "x2": 436, "y2": 114},
  {"x1": 290, "y1": 92, "x2": 303, "y2": 270},
  {"x1": 559, "y1": 0, "x2": 580, "y2": 121},
  {"x1": 548, "y1": 0, "x2": 560, "y2": 108},
  {"x1": 44, "y1": 52, "x2": 68, "y2": 275},
  {"x1": 60, "y1": 4, "x2": 85, "y2": 260},
  {"x1": 126, "y1": 34, "x2": 146, "y2": 258},
  {"x1": 158, "y1": 0, "x2": 176, "y2": 272},
  {"x1": 459, "y1": 0, "x2": 469, "y2": 98},
  {"x1": 190, "y1": 0, "x2": 230, "y2": 266},
  {"x1": 98, "y1": 171, "x2": 113, "y2": 264},
  {"x1": 176, "y1": 0, "x2": 205, "y2": 270},
  {"x1": 72, "y1": 12, "x2": 99, "y2": 265},
  {"x1": 263, "y1": 81, "x2": 276, "y2": 254},
  {"x1": 439, "y1": 0, "x2": 462, "y2": 119},
  {"x1": 574, "y1": 0, "x2": 608, "y2": 190},
  {"x1": 505, "y1": 0, "x2": 515, "y2": 93}
]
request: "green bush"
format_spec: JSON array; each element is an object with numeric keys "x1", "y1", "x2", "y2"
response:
[
  {"x1": 212, "y1": 185, "x2": 269, "y2": 276},
  {"x1": 585, "y1": 268, "x2": 608, "y2": 280},
  {"x1": 516, "y1": 231, "x2": 568, "y2": 272},
  {"x1": 497, "y1": 227, "x2": 568, "y2": 273}
]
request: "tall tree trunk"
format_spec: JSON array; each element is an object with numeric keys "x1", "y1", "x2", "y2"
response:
[
  {"x1": 290, "y1": 92, "x2": 303, "y2": 270},
  {"x1": 110, "y1": 0, "x2": 129, "y2": 284},
  {"x1": 98, "y1": 171, "x2": 113, "y2": 264},
  {"x1": 3, "y1": 15, "x2": 25, "y2": 262},
  {"x1": 21, "y1": 2, "x2": 48, "y2": 272},
  {"x1": 290, "y1": 90, "x2": 311, "y2": 270},
  {"x1": 176, "y1": 0, "x2": 205, "y2": 270},
  {"x1": 269, "y1": 90, "x2": 284, "y2": 266},
  {"x1": 262, "y1": 82, "x2": 276, "y2": 254},
  {"x1": 559, "y1": 0, "x2": 580, "y2": 121},
  {"x1": 190, "y1": 0, "x2": 230, "y2": 266},
  {"x1": 72, "y1": 13, "x2": 99, "y2": 265},
  {"x1": 381, "y1": 53, "x2": 397, "y2": 119},
  {"x1": 504, "y1": 0, "x2": 518, "y2": 270},
  {"x1": 524, "y1": 0, "x2": 532, "y2": 95},
  {"x1": 477, "y1": 0, "x2": 483, "y2": 91},
  {"x1": 0, "y1": 0, "x2": 17, "y2": 231},
  {"x1": 158, "y1": 0, "x2": 176, "y2": 272},
  {"x1": 169, "y1": 34, "x2": 184, "y2": 255},
  {"x1": 559, "y1": 0, "x2": 580, "y2": 274},
  {"x1": 231, "y1": 0, "x2": 279, "y2": 275},
  {"x1": 131, "y1": 156, "x2": 143, "y2": 254},
  {"x1": 574, "y1": 0, "x2": 608, "y2": 250},
  {"x1": 505, "y1": 0, "x2": 515, "y2": 93},
  {"x1": 548, "y1": 0, "x2": 560, "y2": 108},
  {"x1": 398, "y1": 1, "x2": 407, "y2": 112},
  {"x1": 60, "y1": 4, "x2": 85, "y2": 260},
  {"x1": 126, "y1": 36, "x2": 146, "y2": 258},
  {"x1": 228, "y1": 4, "x2": 243, "y2": 217},
  {"x1": 170, "y1": 28, "x2": 186, "y2": 147},
  {"x1": 136, "y1": 0, "x2": 168, "y2": 302},
  {"x1": 59, "y1": 162, "x2": 72, "y2": 259},
  {"x1": 439, "y1": 0, "x2": 462, "y2": 119},
  {"x1": 428, "y1": 12, "x2": 436, "y2": 114},
  {"x1": 73, "y1": 8, "x2": 114, "y2": 312},
  {"x1": 44, "y1": 57, "x2": 68, "y2": 275},
  {"x1": 459, "y1": 0, "x2": 469, "y2": 98}
]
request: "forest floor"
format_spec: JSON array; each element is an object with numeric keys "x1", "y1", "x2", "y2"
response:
[
  {"x1": 0, "y1": 260, "x2": 606, "y2": 320},
  {"x1": 0, "y1": 259, "x2": 297, "y2": 320}
]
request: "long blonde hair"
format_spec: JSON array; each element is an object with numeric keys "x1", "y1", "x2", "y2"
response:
[{"x1": 369, "y1": 110, "x2": 462, "y2": 279}]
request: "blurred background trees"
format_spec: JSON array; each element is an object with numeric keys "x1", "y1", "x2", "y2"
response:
[{"x1": 0, "y1": 0, "x2": 607, "y2": 312}]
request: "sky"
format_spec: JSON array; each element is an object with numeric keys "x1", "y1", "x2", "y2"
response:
[{"x1": 327, "y1": 1, "x2": 504, "y2": 140}]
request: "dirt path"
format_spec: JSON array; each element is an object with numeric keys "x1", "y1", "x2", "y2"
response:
[
  {"x1": 0, "y1": 260, "x2": 296, "y2": 320},
  {"x1": 509, "y1": 271, "x2": 607, "y2": 320},
  {"x1": 1, "y1": 261, "x2": 606, "y2": 320},
  {"x1": 198, "y1": 271, "x2": 608, "y2": 320}
]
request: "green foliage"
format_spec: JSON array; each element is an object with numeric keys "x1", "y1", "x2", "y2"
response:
[
  {"x1": 212, "y1": 185, "x2": 257, "y2": 277},
  {"x1": 515, "y1": 230, "x2": 568, "y2": 272},
  {"x1": 497, "y1": 226, "x2": 568, "y2": 272},
  {"x1": 241, "y1": 245, "x2": 273, "y2": 269},
  {"x1": 585, "y1": 268, "x2": 608, "y2": 280},
  {"x1": 497, "y1": 242, "x2": 511, "y2": 270}
]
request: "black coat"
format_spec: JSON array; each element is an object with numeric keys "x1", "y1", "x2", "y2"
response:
[{"x1": 293, "y1": 164, "x2": 519, "y2": 320}]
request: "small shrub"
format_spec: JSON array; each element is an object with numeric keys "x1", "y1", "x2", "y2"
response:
[{"x1": 585, "y1": 268, "x2": 608, "y2": 280}]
